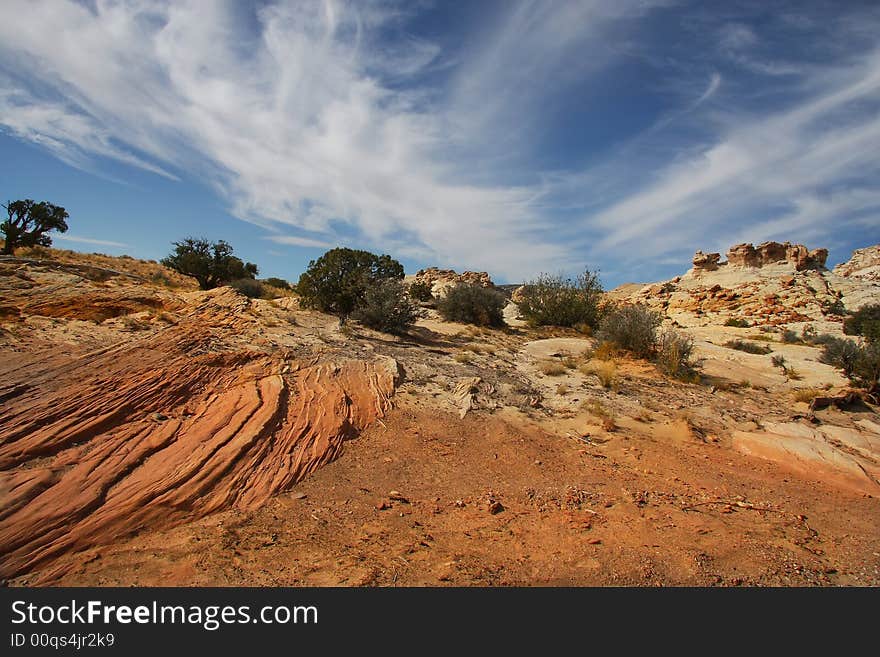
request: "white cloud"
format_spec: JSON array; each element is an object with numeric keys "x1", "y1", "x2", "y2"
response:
[
  {"x1": 53, "y1": 234, "x2": 130, "y2": 248},
  {"x1": 693, "y1": 73, "x2": 721, "y2": 107},
  {"x1": 0, "y1": 0, "x2": 878, "y2": 285},
  {"x1": 0, "y1": 0, "x2": 613, "y2": 279},
  {"x1": 575, "y1": 48, "x2": 880, "y2": 265},
  {"x1": 266, "y1": 234, "x2": 335, "y2": 249}
]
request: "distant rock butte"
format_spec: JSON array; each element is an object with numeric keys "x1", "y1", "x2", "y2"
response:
[
  {"x1": 412, "y1": 267, "x2": 494, "y2": 297},
  {"x1": 833, "y1": 245, "x2": 880, "y2": 283},
  {"x1": 692, "y1": 241, "x2": 828, "y2": 273},
  {"x1": 614, "y1": 241, "x2": 878, "y2": 329}
]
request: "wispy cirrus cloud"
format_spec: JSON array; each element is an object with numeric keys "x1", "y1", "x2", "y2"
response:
[
  {"x1": 0, "y1": 0, "x2": 878, "y2": 285},
  {"x1": 53, "y1": 234, "x2": 130, "y2": 248},
  {"x1": 1, "y1": 0, "x2": 610, "y2": 278},
  {"x1": 577, "y1": 47, "x2": 880, "y2": 268}
]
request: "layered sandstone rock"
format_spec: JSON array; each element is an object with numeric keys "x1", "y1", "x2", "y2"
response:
[
  {"x1": 692, "y1": 251, "x2": 721, "y2": 271},
  {"x1": 724, "y1": 241, "x2": 828, "y2": 271},
  {"x1": 0, "y1": 274, "x2": 399, "y2": 580},
  {"x1": 833, "y1": 245, "x2": 880, "y2": 283},
  {"x1": 616, "y1": 239, "x2": 876, "y2": 329},
  {"x1": 412, "y1": 267, "x2": 495, "y2": 297}
]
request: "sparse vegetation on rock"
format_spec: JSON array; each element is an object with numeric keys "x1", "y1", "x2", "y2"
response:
[
  {"x1": 844, "y1": 304, "x2": 880, "y2": 343},
  {"x1": 582, "y1": 360, "x2": 618, "y2": 389},
  {"x1": 723, "y1": 339, "x2": 772, "y2": 355},
  {"x1": 819, "y1": 337, "x2": 862, "y2": 377},
  {"x1": 230, "y1": 278, "x2": 264, "y2": 299},
  {"x1": 655, "y1": 329, "x2": 697, "y2": 379},
  {"x1": 295, "y1": 247, "x2": 404, "y2": 324},
  {"x1": 161, "y1": 238, "x2": 258, "y2": 290},
  {"x1": 597, "y1": 304, "x2": 661, "y2": 359},
  {"x1": 408, "y1": 280, "x2": 434, "y2": 302},
  {"x1": 437, "y1": 283, "x2": 506, "y2": 327},
  {"x1": 819, "y1": 338, "x2": 879, "y2": 393},
  {"x1": 516, "y1": 270, "x2": 603, "y2": 328},
  {"x1": 1, "y1": 199, "x2": 69, "y2": 255},
  {"x1": 263, "y1": 277, "x2": 291, "y2": 290},
  {"x1": 351, "y1": 279, "x2": 421, "y2": 334}
]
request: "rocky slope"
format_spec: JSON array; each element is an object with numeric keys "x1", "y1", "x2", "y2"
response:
[
  {"x1": 1, "y1": 248, "x2": 879, "y2": 586},
  {"x1": 611, "y1": 241, "x2": 879, "y2": 331},
  {"x1": 833, "y1": 245, "x2": 880, "y2": 283},
  {"x1": 0, "y1": 257, "x2": 399, "y2": 581},
  {"x1": 408, "y1": 267, "x2": 495, "y2": 297}
]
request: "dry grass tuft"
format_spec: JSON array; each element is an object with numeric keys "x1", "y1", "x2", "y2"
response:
[
  {"x1": 581, "y1": 360, "x2": 618, "y2": 389},
  {"x1": 592, "y1": 341, "x2": 618, "y2": 361},
  {"x1": 792, "y1": 388, "x2": 822, "y2": 403},
  {"x1": 539, "y1": 361, "x2": 567, "y2": 376},
  {"x1": 582, "y1": 399, "x2": 616, "y2": 431}
]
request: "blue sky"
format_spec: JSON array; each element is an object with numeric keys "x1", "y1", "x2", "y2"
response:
[{"x1": 1, "y1": 0, "x2": 879, "y2": 287}]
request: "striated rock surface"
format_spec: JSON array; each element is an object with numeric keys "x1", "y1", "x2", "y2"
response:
[
  {"x1": 0, "y1": 272, "x2": 399, "y2": 580},
  {"x1": 833, "y1": 244, "x2": 880, "y2": 283},
  {"x1": 412, "y1": 267, "x2": 494, "y2": 297}
]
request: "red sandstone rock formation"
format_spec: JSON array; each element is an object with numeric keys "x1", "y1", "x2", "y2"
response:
[
  {"x1": 0, "y1": 287, "x2": 399, "y2": 580},
  {"x1": 413, "y1": 267, "x2": 494, "y2": 297},
  {"x1": 724, "y1": 241, "x2": 827, "y2": 270},
  {"x1": 833, "y1": 244, "x2": 880, "y2": 283},
  {"x1": 692, "y1": 251, "x2": 721, "y2": 271}
]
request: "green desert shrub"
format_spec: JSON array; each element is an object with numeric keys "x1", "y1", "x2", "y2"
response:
[
  {"x1": 655, "y1": 329, "x2": 697, "y2": 379},
  {"x1": 723, "y1": 339, "x2": 772, "y2": 355},
  {"x1": 437, "y1": 283, "x2": 506, "y2": 327},
  {"x1": 780, "y1": 329, "x2": 800, "y2": 344},
  {"x1": 296, "y1": 247, "x2": 404, "y2": 322},
  {"x1": 515, "y1": 270, "x2": 603, "y2": 328},
  {"x1": 263, "y1": 277, "x2": 291, "y2": 290},
  {"x1": 818, "y1": 337, "x2": 862, "y2": 377},
  {"x1": 820, "y1": 338, "x2": 879, "y2": 393},
  {"x1": 161, "y1": 238, "x2": 258, "y2": 290},
  {"x1": 852, "y1": 342, "x2": 880, "y2": 392},
  {"x1": 596, "y1": 304, "x2": 661, "y2": 359},
  {"x1": 844, "y1": 304, "x2": 880, "y2": 343},
  {"x1": 408, "y1": 280, "x2": 435, "y2": 302},
  {"x1": 230, "y1": 278, "x2": 264, "y2": 298},
  {"x1": 351, "y1": 279, "x2": 421, "y2": 334},
  {"x1": 724, "y1": 317, "x2": 750, "y2": 328}
]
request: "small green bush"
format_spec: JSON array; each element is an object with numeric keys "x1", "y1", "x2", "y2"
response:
[
  {"x1": 723, "y1": 339, "x2": 772, "y2": 355},
  {"x1": 516, "y1": 270, "x2": 603, "y2": 328},
  {"x1": 437, "y1": 284, "x2": 506, "y2": 327},
  {"x1": 820, "y1": 338, "x2": 879, "y2": 393},
  {"x1": 596, "y1": 304, "x2": 661, "y2": 359},
  {"x1": 655, "y1": 329, "x2": 697, "y2": 378},
  {"x1": 263, "y1": 277, "x2": 291, "y2": 290},
  {"x1": 853, "y1": 342, "x2": 880, "y2": 392},
  {"x1": 724, "y1": 318, "x2": 750, "y2": 328},
  {"x1": 844, "y1": 304, "x2": 880, "y2": 343},
  {"x1": 230, "y1": 278, "x2": 264, "y2": 298},
  {"x1": 770, "y1": 354, "x2": 786, "y2": 369},
  {"x1": 351, "y1": 279, "x2": 421, "y2": 334},
  {"x1": 408, "y1": 280, "x2": 434, "y2": 302},
  {"x1": 161, "y1": 238, "x2": 258, "y2": 290},
  {"x1": 819, "y1": 337, "x2": 862, "y2": 377},
  {"x1": 780, "y1": 329, "x2": 800, "y2": 344},
  {"x1": 808, "y1": 333, "x2": 840, "y2": 346}
]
